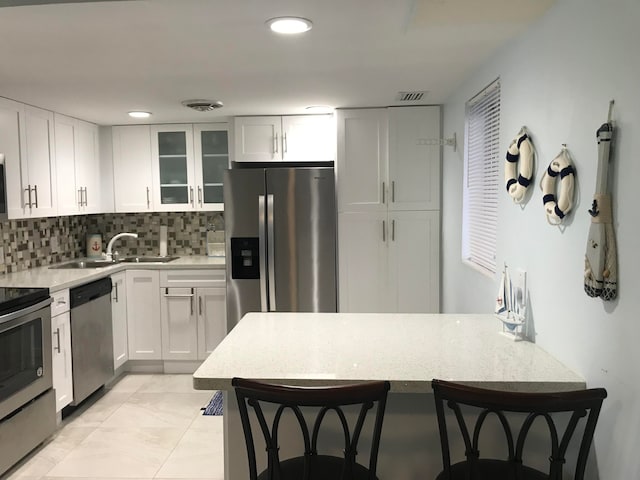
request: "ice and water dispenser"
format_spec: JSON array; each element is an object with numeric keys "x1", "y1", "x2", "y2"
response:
[{"x1": 230, "y1": 238, "x2": 260, "y2": 279}]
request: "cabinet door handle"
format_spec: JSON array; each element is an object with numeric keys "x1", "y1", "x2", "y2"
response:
[
  {"x1": 83, "y1": 187, "x2": 88, "y2": 206},
  {"x1": 382, "y1": 182, "x2": 385, "y2": 204},
  {"x1": 78, "y1": 188, "x2": 83, "y2": 207},
  {"x1": 190, "y1": 187, "x2": 194, "y2": 206},
  {"x1": 283, "y1": 132, "x2": 288, "y2": 153},
  {"x1": 274, "y1": 133, "x2": 278, "y2": 154},
  {"x1": 25, "y1": 185, "x2": 32, "y2": 208},
  {"x1": 113, "y1": 283, "x2": 119, "y2": 302},
  {"x1": 391, "y1": 181, "x2": 395, "y2": 203},
  {"x1": 191, "y1": 288, "x2": 195, "y2": 315},
  {"x1": 33, "y1": 185, "x2": 38, "y2": 208},
  {"x1": 392, "y1": 219, "x2": 395, "y2": 241},
  {"x1": 53, "y1": 328, "x2": 61, "y2": 353},
  {"x1": 146, "y1": 187, "x2": 150, "y2": 208},
  {"x1": 198, "y1": 186, "x2": 203, "y2": 205},
  {"x1": 382, "y1": 220, "x2": 386, "y2": 242},
  {"x1": 199, "y1": 296, "x2": 203, "y2": 315}
]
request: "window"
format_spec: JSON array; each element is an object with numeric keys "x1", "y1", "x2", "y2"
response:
[{"x1": 462, "y1": 79, "x2": 500, "y2": 274}]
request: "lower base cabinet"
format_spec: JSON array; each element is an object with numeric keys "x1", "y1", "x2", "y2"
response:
[
  {"x1": 111, "y1": 272, "x2": 128, "y2": 369},
  {"x1": 51, "y1": 290, "x2": 72, "y2": 412},
  {"x1": 125, "y1": 270, "x2": 162, "y2": 360},
  {"x1": 160, "y1": 270, "x2": 226, "y2": 361},
  {"x1": 338, "y1": 210, "x2": 440, "y2": 313}
]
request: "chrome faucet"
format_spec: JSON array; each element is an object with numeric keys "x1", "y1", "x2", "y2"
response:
[{"x1": 105, "y1": 232, "x2": 138, "y2": 261}]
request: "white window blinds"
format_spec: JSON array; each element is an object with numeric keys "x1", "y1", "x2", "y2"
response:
[{"x1": 462, "y1": 79, "x2": 500, "y2": 274}]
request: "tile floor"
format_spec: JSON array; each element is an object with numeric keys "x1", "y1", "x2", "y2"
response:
[{"x1": 5, "y1": 374, "x2": 224, "y2": 480}]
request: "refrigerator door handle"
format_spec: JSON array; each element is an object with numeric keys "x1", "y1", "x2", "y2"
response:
[
  {"x1": 267, "y1": 194, "x2": 277, "y2": 311},
  {"x1": 258, "y1": 195, "x2": 268, "y2": 312}
]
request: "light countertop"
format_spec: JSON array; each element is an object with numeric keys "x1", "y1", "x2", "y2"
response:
[
  {"x1": 193, "y1": 312, "x2": 584, "y2": 393},
  {"x1": 0, "y1": 256, "x2": 226, "y2": 292}
]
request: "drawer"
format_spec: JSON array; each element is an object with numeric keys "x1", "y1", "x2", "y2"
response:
[
  {"x1": 51, "y1": 289, "x2": 70, "y2": 316},
  {"x1": 160, "y1": 269, "x2": 225, "y2": 288}
]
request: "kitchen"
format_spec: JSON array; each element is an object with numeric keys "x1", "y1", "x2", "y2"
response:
[{"x1": 0, "y1": 0, "x2": 638, "y2": 479}]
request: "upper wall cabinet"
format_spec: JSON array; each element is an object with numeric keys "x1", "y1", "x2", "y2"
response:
[
  {"x1": 55, "y1": 114, "x2": 101, "y2": 215},
  {"x1": 150, "y1": 123, "x2": 228, "y2": 212},
  {"x1": 234, "y1": 115, "x2": 335, "y2": 163},
  {"x1": 336, "y1": 106, "x2": 441, "y2": 213},
  {"x1": 0, "y1": 99, "x2": 57, "y2": 219},
  {"x1": 112, "y1": 125, "x2": 154, "y2": 213}
]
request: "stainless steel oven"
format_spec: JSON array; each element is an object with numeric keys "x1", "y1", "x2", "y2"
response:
[{"x1": 0, "y1": 288, "x2": 55, "y2": 476}]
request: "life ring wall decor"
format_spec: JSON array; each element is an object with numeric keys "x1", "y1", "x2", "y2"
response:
[
  {"x1": 505, "y1": 127, "x2": 535, "y2": 203},
  {"x1": 540, "y1": 146, "x2": 576, "y2": 225}
]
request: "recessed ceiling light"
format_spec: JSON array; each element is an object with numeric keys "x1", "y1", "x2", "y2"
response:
[
  {"x1": 305, "y1": 105, "x2": 334, "y2": 114},
  {"x1": 266, "y1": 16, "x2": 312, "y2": 34},
  {"x1": 128, "y1": 111, "x2": 152, "y2": 118}
]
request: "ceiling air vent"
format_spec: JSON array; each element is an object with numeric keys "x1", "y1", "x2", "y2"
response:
[
  {"x1": 181, "y1": 99, "x2": 224, "y2": 112},
  {"x1": 396, "y1": 91, "x2": 428, "y2": 102}
]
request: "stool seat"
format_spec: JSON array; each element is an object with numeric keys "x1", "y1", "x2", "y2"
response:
[
  {"x1": 257, "y1": 455, "x2": 378, "y2": 480},
  {"x1": 435, "y1": 459, "x2": 548, "y2": 480}
]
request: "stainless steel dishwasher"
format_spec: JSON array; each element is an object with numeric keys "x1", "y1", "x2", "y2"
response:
[{"x1": 69, "y1": 278, "x2": 114, "y2": 406}]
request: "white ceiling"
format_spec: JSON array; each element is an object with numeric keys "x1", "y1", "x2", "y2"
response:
[{"x1": 0, "y1": 0, "x2": 555, "y2": 126}]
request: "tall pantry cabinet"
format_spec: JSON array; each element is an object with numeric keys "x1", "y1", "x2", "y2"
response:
[{"x1": 336, "y1": 107, "x2": 441, "y2": 313}]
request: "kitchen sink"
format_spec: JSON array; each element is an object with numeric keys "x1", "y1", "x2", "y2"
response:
[
  {"x1": 120, "y1": 256, "x2": 179, "y2": 263},
  {"x1": 49, "y1": 259, "x2": 117, "y2": 269}
]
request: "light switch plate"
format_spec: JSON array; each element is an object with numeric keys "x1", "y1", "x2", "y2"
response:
[{"x1": 514, "y1": 269, "x2": 527, "y2": 308}]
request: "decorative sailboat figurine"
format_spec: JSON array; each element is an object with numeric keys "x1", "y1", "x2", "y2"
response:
[{"x1": 495, "y1": 264, "x2": 526, "y2": 340}]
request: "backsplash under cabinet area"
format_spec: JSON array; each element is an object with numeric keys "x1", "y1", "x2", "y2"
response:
[{"x1": 0, "y1": 211, "x2": 224, "y2": 274}]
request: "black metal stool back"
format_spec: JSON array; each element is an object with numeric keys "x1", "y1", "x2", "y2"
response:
[
  {"x1": 432, "y1": 379, "x2": 607, "y2": 480},
  {"x1": 233, "y1": 378, "x2": 390, "y2": 480}
]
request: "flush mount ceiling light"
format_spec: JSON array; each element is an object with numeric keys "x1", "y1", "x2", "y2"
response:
[
  {"x1": 182, "y1": 99, "x2": 224, "y2": 112},
  {"x1": 128, "y1": 111, "x2": 152, "y2": 118},
  {"x1": 266, "y1": 16, "x2": 312, "y2": 34}
]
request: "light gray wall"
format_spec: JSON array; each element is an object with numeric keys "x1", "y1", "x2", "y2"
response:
[{"x1": 441, "y1": 0, "x2": 640, "y2": 478}]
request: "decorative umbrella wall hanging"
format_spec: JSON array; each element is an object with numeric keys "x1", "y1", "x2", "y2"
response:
[{"x1": 584, "y1": 101, "x2": 617, "y2": 300}]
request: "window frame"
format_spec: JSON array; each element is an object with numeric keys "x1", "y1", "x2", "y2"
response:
[{"x1": 461, "y1": 78, "x2": 501, "y2": 276}]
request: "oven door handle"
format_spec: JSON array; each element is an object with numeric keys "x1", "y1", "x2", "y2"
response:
[{"x1": 0, "y1": 297, "x2": 53, "y2": 329}]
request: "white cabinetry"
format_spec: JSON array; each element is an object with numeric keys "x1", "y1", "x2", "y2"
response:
[
  {"x1": 125, "y1": 270, "x2": 161, "y2": 360},
  {"x1": 51, "y1": 289, "x2": 73, "y2": 412},
  {"x1": 1, "y1": 100, "x2": 57, "y2": 219},
  {"x1": 54, "y1": 114, "x2": 101, "y2": 215},
  {"x1": 337, "y1": 107, "x2": 441, "y2": 313},
  {"x1": 0, "y1": 97, "x2": 24, "y2": 219},
  {"x1": 112, "y1": 123, "x2": 229, "y2": 212},
  {"x1": 111, "y1": 272, "x2": 128, "y2": 370},
  {"x1": 159, "y1": 270, "x2": 226, "y2": 362},
  {"x1": 234, "y1": 115, "x2": 334, "y2": 163},
  {"x1": 112, "y1": 125, "x2": 154, "y2": 212}
]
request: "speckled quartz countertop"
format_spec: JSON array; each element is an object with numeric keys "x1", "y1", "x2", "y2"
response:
[
  {"x1": 193, "y1": 312, "x2": 584, "y2": 393},
  {"x1": 0, "y1": 256, "x2": 226, "y2": 292}
]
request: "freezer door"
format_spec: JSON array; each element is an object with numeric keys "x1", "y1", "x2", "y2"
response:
[
  {"x1": 265, "y1": 168, "x2": 337, "y2": 313},
  {"x1": 224, "y1": 169, "x2": 266, "y2": 331}
]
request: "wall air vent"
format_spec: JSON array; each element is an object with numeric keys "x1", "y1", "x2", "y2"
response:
[
  {"x1": 396, "y1": 91, "x2": 428, "y2": 102},
  {"x1": 181, "y1": 99, "x2": 224, "y2": 112}
]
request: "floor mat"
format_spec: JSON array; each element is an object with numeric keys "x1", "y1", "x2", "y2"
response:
[{"x1": 202, "y1": 390, "x2": 223, "y2": 415}]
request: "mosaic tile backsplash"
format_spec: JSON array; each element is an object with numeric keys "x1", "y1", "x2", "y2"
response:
[{"x1": 0, "y1": 212, "x2": 224, "y2": 274}]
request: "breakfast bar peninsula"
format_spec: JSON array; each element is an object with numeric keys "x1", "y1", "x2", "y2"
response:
[{"x1": 193, "y1": 312, "x2": 585, "y2": 480}]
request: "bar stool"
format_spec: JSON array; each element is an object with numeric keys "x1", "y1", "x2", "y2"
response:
[
  {"x1": 431, "y1": 379, "x2": 607, "y2": 480},
  {"x1": 232, "y1": 377, "x2": 391, "y2": 480}
]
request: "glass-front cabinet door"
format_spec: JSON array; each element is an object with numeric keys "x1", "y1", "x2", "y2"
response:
[
  {"x1": 150, "y1": 125, "x2": 196, "y2": 211},
  {"x1": 194, "y1": 123, "x2": 229, "y2": 211}
]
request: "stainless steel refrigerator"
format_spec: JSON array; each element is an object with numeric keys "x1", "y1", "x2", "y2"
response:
[{"x1": 224, "y1": 167, "x2": 337, "y2": 330}]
